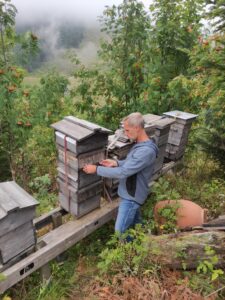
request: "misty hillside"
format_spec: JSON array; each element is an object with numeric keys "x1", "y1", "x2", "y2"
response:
[{"x1": 15, "y1": 21, "x2": 102, "y2": 73}]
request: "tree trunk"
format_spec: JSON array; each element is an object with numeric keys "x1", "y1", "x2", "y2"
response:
[{"x1": 147, "y1": 230, "x2": 225, "y2": 270}]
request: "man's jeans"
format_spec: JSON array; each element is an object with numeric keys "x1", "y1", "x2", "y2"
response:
[{"x1": 115, "y1": 198, "x2": 142, "y2": 234}]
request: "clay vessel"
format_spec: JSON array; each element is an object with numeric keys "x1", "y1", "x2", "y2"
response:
[{"x1": 154, "y1": 199, "x2": 207, "y2": 229}]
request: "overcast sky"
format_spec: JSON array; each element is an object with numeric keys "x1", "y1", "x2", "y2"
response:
[{"x1": 13, "y1": 0, "x2": 153, "y2": 25}]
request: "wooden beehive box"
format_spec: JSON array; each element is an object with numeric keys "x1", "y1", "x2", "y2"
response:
[
  {"x1": 143, "y1": 114, "x2": 174, "y2": 175},
  {"x1": 0, "y1": 181, "x2": 38, "y2": 267},
  {"x1": 163, "y1": 111, "x2": 198, "y2": 160},
  {"x1": 51, "y1": 116, "x2": 111, "y2": 155},
  {"x1": 51, "y1": 116, "x2": 112, "y2": 218}
]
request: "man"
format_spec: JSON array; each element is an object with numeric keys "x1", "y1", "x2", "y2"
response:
[{"x1": 83, "y1": 112, "x2": 158, "y2": 234}]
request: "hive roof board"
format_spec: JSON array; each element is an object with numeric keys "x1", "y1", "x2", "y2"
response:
[
  {"x1": 143, "y1": 114, "x2": 163, "y2": 124},
  {"x1": 0, "y1": 181, "x2": 39, "y2": 221},
  {"x1": 163, "y1": 111, "x2": 198, "y2": 122},
  {"x1": 51, "y1": 116, "x2": 112, "y2": 142}
]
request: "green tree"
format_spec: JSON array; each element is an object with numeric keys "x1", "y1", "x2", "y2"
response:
[
  {"x1": 146, "y1": 0, "x2": 204, "y2": 113},
  {"x1": 206, "y1": 0, "x2": 225, "y2": 32},
  {"x1": 0, "y1": 0, "x2": 17, "y2": 65},
  {"x1": 74, "y1": 0, "x2": 152, "y2": 128}
]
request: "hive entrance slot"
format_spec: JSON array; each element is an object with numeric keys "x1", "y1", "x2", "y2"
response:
[{"x1": 19, "y1": 262, "x2": 34, "y2": 276}]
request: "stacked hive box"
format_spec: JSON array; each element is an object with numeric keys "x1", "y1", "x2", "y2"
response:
[
  {"x1": 143, "y1": 114, "x2": 174, "y2": 178},
  {"x1": 163, "y1": 111, "x2": 198, "y2": 161},
  {"x1": 0, "y1": 181, "x2": 38, "y2": 270},
  {"x1": 51, "y1": 116, "x2": 111, "y2": 218}
]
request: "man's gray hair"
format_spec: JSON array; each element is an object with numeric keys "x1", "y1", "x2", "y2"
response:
[{"x1": 123, "y1": 112, "x2": 145, "y2": 128}]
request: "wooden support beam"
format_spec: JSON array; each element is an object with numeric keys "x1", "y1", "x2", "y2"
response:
[
  {"x1": 33, "y1": 207, "x2": 67, "y2": 231},
  {"x1": 0, "y1": 200, "x2": 118, "y2": 294}
]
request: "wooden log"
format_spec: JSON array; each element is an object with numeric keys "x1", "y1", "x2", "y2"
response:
[{"x1": 146, "y1": 231, "x2": 225, "y2": 270}]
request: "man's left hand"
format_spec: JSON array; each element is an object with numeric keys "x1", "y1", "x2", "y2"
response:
[{"x1": 83, "y1": 164, "x2": 97, "y2": 174}]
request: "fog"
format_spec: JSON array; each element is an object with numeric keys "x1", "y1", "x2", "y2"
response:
[
  {"x1": 13, "y1": 0, "x2": 152, "y2": 26},
  {"x1": 12, "y1": 0, "x2": 153, "y2": 71}
]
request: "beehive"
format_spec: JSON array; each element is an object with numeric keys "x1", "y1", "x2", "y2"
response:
[
  {"x1": 51, "y1": 116, "x2": 111, "y2": 217},
  {"x1": 0, "y1": 181, "x2": 38, "y2": 266},
  {"x1": 163, "y1": 111, "x2": 198, "y2": 160},
  {"x1": 143, "y1": 114, "x2": 174, "y2": 175}
]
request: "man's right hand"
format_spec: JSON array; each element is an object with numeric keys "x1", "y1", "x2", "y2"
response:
[{"x1": 99, "y1": 159, "x2": 118, "y2": 167}]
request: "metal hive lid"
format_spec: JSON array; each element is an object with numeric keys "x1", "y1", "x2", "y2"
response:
[
  {"x1": 51, "y1": 116, "x2": 112, "y2": 142},
  {"x1": 0, "y1": 181, "x2": 39, "y2": 221}
]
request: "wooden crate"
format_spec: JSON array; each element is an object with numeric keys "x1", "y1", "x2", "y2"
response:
[{"x1": 0, "y1": 181, "x2": 38, "y2": 264}]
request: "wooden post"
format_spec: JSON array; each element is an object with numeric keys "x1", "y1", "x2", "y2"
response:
[{"x1": 52, "y1": 212, "x2": 66, "y2": 263}]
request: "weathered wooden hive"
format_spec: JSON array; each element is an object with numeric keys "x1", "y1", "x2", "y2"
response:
[
  {"x1": 0, "y1": 181, "x2": 38, "y2": 268},
  {"x1": 143, "y1": 114, "x2": 174, "y2": 176},
  {"x1": 51, "y1": 116, "x2": 111, "y2": 218},
  {"x1": 163, "y1": 111, "x2": 198, "y2": 161}
]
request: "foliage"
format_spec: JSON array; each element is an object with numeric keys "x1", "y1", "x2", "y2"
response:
[
  {"x1": 98, "y1": 225, "x2": 160, "y2": 277},
  {"x1": 0, "y1": 0, "x2": 38, "y2": 67},
  {"x1": 197, "y1": 245, "x2": 224, "y2": 281},
  {"x1": 0, "y1": 65, "x2": 28, "y2": 179},
  {"x1": 0, "y1": 0, "x2": 17, "y2": 65},
  {"x1": 206, "y1": 0, "x2": 225, "y2": 32},
  {"x1": 157, "y1": 202, "x2": 180, "y2": 233},
  {"x1": 146, "y1": 0, "x2": 204, "y2": 113},
  {"x1": 73, "y1": 0, "x2": 152, "y2": 128},
  {"x1": 150, "y1": 0, "x2": 203, "y2": 73}
]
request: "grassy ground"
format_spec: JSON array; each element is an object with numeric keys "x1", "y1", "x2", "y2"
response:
[{"x1": 2, "y1": 148, "x2": 225, "y2": 300}]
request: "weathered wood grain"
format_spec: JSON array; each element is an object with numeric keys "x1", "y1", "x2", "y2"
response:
[
  {"x1": 0, "y1": 200, "x2": 119, "y2": 294},
  {"x1": 57, "y1": 147, "x2": 105, "y2": 170},
  {"x1": 57, "y1": 167, "x2": 101, "y2": 189},
  {"x1": 65, "y1": 116, "x2": 111, "y2": 134},
  {"x1": 0, "y1": 221, "x2": 35, "y2": 264},
  {"x1": 52, "y1": 119, "x2": 93, "y2": 141},
  {"x1": 0, "y1": 207, "x2": 35, "y2": 237},
  {"x1": 163, "y1": 110, "x2": 198, "y2": 125},
  {"x1": 57, "y1": 179, "x2": 102, "y2": 203},
  {"x1": 59, "y1": 193, "x2": 101, "y2": 218},
  {"x1": 55, "y1": 131, "x2": 108, "y2": 155}
]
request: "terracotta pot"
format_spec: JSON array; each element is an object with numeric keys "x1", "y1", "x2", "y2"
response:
[{"x1": 154, "y1": 199, "x2": 207, "y2": 229}]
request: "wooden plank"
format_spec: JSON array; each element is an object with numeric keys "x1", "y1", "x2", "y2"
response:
[
  {"x1": 143, "y1": 114, "x2": 162, "y2": 124},
  {"x1": 57, "y1": 179, "x2": 102, "y2": 203},
  {"x1": 57, "y1": 167, "x2": 101, "y2": 189},
  {"x1": 0, "y1": 207, "x2": 35, "y2": 237},
  {"x1": 163, "y1": 111, "x2": 198, "y2": 124},
  {"x1": 57, "y1": 147, "x2": 105, "y2": 170},
  {"x1": 0, "y1": 207, "x2": 6, "y2": 220},
  {"x1": 56, "y1": 131, "x2": 108, "y2": 155},
  {"x1": 59, "y1": 193, "x2": 101, "y2": 217},
  {"x1": 65, "y1": 116, "x2": 111, "y2": 134},
  {"x1": 51, "y1": 119, "x2": 93, "y2": 141},
  {"x1": 33, "y1": 207, "x2": 67, "y2": 231},
  {"x1": 0, "y1": 200, "x2": 119, "y2": 294},
  {"x1": 0, "y1": 221, "x2": 35, "y2": 264},
  {"x1": 1, "y1": 181, "x2": 38, "y2": 208},
  {"x1": 0, "y1": 187, "x2": 19, "y2": 215}
]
